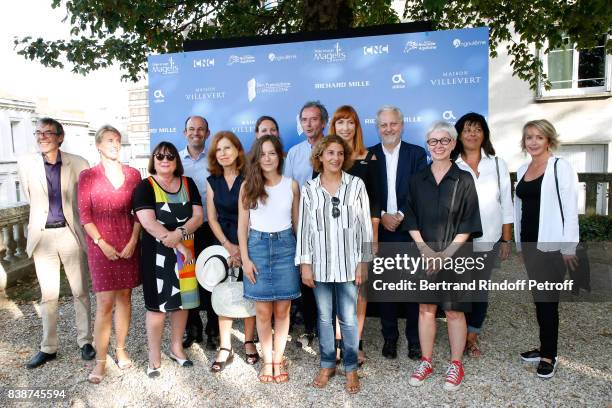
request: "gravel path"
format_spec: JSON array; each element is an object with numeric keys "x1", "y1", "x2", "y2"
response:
[{"x1": 1, "y1": 256, "x2": 611, "y2": 407}]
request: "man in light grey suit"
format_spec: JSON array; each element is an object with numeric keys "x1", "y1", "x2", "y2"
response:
[{"x1": 18, "y1": 117, "x2": 94, "y2": 369}]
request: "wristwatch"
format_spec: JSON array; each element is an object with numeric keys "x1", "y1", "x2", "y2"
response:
[{"x1": 94, "y1": 236, "x2": 102, "y2": 246}]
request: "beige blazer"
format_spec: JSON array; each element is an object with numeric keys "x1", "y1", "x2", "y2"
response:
[{"x1": 17, "y1": 151, "x2": 90, "y2": 257}]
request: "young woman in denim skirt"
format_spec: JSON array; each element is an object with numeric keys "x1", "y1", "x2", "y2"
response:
[{"x1": 238, "y1": 135, "x2": 301, "y2": 383}]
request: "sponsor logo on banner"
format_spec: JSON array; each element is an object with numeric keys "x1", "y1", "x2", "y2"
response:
[
  {"x1": 313, "y1": 42, "x2": 346, "y2": 63},
  {"x1": 150, "y1": 56, "x2": 179, "y2": 75},
  {"x1": 430, "y1": 70, "x2": 482, "y2": 86},
  {"x1": 150, "y1": 127, "x2": 177, "y2": 135},
  {"x1": 231, "y1": 119, "x2": 256, "y2": 134},
  {"x1": 403, "y1": 40, "x2": 437, "y2": 53},
  {"x1": 392, "y1": 73, "x2": 406, "y2": 89},
  {"x1": 153, "y1": 89, "x2": 165, "y2": 104},
  {"x1": 193, "y1": 58, "x2": 215, "y2": 68},
  {"x1": 268, "y1": 52, "x2": 297, "y2": 62},
  {"x1": 247, "y1": 78, "x2": 292, "y2": 102},
  {"x1": 185, "y1": 86, "x2": 226, "y2": 101},
  {"x1": 442, "y1": 110, "x2": 456, "y2": 121},
  {"x1": 363, "y1": 44, "x2": 389, "y2": 55},
  {"x1": 452, "y1": 38, "x2": 487, "y2": 48},
  {"x1": 364, "y1": 115, "x2": 422, "y2": 125},
  {"x1": 227, "y1": 55, "x2": 256, "y2": 65},
  {"x1": 314, "y1": 80, "x2": 370, "y2": 89}
]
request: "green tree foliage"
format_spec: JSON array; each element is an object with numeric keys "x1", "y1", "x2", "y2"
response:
[
  {"x1": 14, "y1": 0, "x2": 611, "y2": 88},
  {"x1": 406, "y1": 0, "x2": 612, "y2": 90}
]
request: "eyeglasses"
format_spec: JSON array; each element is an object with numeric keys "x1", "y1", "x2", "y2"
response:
[
  {"x1": 331, "y1": 196, "x2": 340, "y2": 218},
  {"x1": 154, "y1": 153, "x2": 176, "y2": 161},
  {"x1": 33, "y1": 131, "x2": 59, "y2": 137},
  {"x1": 426, "y1": 137, "x2": 453, "y2": 146}
]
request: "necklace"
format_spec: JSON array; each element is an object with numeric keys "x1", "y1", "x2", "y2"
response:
[{"x1": 155, "y1": 175, "x2": 177, "y2": 191}]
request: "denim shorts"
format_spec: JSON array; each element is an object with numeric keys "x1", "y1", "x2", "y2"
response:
[{"x1": 243, "y1": 228, "x2": 301, "y2": 301}]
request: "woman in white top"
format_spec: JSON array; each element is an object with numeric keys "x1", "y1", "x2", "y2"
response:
[
  {"x1": 238, "y1": 135, "x2": 300, "y2": 383},
  {"x1": 514, "y1": 119, "x2": 579, "y2": 379},
  {"x1": 295, "y1": 135, "x2": 373, "y2": 394},
  {"x1": 452, "y1": 112, "x2": 514, "y2": 357}
]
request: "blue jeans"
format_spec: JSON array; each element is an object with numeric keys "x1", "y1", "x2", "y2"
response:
[{"x1": 313, "y1": 281, "x2": 359, "y2": 372}]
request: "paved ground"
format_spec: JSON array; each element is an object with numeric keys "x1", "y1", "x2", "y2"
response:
[{"x1": 0, "y1": 255, "x2": 611, "y2": 407}]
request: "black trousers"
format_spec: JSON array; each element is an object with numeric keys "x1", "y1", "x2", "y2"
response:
[
  {"x1": 378, "y1": 227, "x2": 420, "y2": 344},
  {"x1": 299, "y1": 283, "x2": 317, "y2": 333},
  {"x1": 522, "y1": 244, "x2": 566, "y2": 359},
  {"x1": 186, "y1": 222, "x2": 219, "y2": 337},
  {"x1": 380, "y1": 302, "x2": 420, "y2": 344}
]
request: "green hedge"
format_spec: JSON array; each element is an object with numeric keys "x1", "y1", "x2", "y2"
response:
[{"x1": 579, "y1": 215, "x2": 612, "y2": 242}]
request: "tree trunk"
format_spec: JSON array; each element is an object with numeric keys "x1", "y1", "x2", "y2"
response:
[{"x1": 301, "y1": 0, "x2": 355, "y2": 31}]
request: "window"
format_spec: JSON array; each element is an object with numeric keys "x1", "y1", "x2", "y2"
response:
[
  {"x1": 15, "y1": 181, "x2": 21, "y2": 202},
  {"x1": 540, "y1": 36, "x2": 610, "y2": 97},
  {"x1": 10, "y1": 121, "x2": 19, "y2": 154}
]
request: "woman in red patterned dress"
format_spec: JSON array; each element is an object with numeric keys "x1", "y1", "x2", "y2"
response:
[{"x1": 78, "y1": 125, "x2": 142, "y2": 384}]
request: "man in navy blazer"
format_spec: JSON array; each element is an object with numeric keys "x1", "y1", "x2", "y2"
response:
[{"x1": 369, "y1": 105, "x2": 428, "y2": 360}]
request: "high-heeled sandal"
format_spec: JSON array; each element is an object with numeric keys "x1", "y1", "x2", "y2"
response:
[
  {"x1": 244, "y1": 340, "x2": 259, "y2": 365},
  {"x1": 210, "y1": 347, "x2": 233, "y2": 373},
  {"x1": 258, "y1": 362, "x2": 275, "y2": 383},
  {"x1": 115, "y1": 347, "x2": 133, "y2": 370},
  {"x1": 273, "y1": 361, "x2": 289, "y2": 383},
  {"x1": 87, "y1": 360, "x2": 107, "y2": 384}
]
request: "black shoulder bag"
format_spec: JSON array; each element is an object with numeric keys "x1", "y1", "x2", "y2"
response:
[{"x1": 554, "y1": 158, "x2": 591, "y2": 294}]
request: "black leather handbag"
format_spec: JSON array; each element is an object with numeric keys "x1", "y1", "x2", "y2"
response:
[{"x1": 554, "y1": 158, "x2": 591, "y2": 294}]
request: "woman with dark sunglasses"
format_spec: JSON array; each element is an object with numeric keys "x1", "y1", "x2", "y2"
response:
[
  {"x1": 295, "y1": 135, "x2": 373, "y2": 394},
  {"x1": 133, "y1": 141, "x2": 203, "y2": 377}
]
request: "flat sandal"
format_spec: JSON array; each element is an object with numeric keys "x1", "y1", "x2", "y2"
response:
[
  {"x1": 259, "y1": 362, "x2": 275, "y2": 383},
  {"x1": 345, "y1": 371, "x2": 360, "y2": 394},
  {"x1": 273, "y1": 361, "x2": 289, "y2": 383},
  {"x1": 313, "y1": 368, "x2": 336, "y2": 388}
]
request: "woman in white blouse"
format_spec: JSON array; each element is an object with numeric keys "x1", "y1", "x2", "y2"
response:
[
  {"x1": 452, "y1": 112, "x2": 514, "y2": 357},
  {"x1": 296, "y1": 135, "x2": 373, "y2": 394},
  {"x1": 514, "y1": 119, "x2": 579, "y2": 379}
]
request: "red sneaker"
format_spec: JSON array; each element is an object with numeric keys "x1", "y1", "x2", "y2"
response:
[
  {"x1": 444, "y1": 360, "x2": 464, "y2": 391},
  {"x1": 409, "y1": 357, "x2": 433, "y2": 387}
]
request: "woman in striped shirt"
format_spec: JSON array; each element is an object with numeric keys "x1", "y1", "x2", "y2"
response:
[{"x1": 295, "y1": 135, "x2": 373, "y2": 394}]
